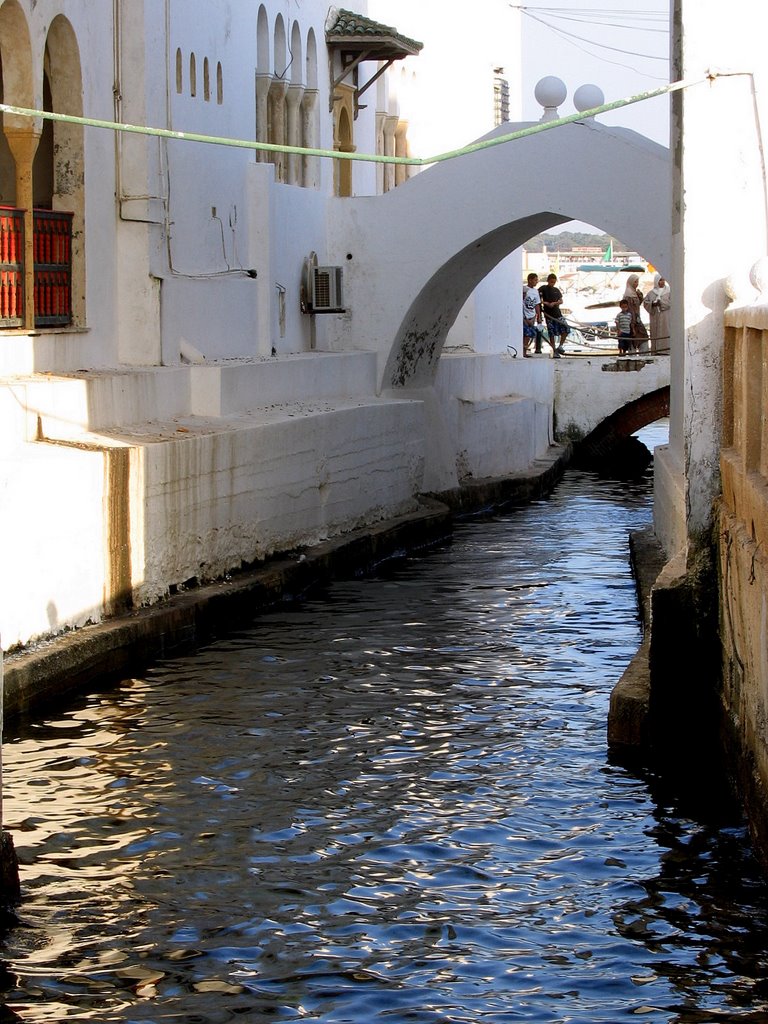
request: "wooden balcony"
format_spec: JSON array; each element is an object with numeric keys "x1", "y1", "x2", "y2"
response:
[{"x1": 0, "y1": 206, "x2": 73, "y2": 329}]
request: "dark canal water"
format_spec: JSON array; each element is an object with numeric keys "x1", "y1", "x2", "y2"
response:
[{"x1": 3, "y1": 423, "x2": 768, "y2": 1024}]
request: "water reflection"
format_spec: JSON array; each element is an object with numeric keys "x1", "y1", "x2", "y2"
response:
[{"x1": 3, "y1": 422, "x2": 768, "y2": 1022}]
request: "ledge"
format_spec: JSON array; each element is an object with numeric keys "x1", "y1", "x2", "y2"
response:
[{"x1": 607, "y1": 526, "x2": 668, "y2": 758}]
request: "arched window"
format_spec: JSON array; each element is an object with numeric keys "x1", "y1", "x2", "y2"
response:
[
  {"x1": 255, "y1": 6, "x2": 272, "y2": 156},
  {"x1": 189, "y1": 52, "x2": 196, "y2": 97},
  {"x1": 203, "y1": 56, "x2": 210, "y2": 102},
  {"x1": 216, "y1": 62, "x2": 223, "y2": 104},
  {"x1": 273, "y1": 14, "x2": 287, "y2": 79},
  {"x1": 24, "y1": 15, "x2": 85, "y2": 329},
  {"x1": 32, "y1": 71, "x2": 54, "y2": 208},
  {"x1": 336, "y1": 105, "x2": 353, "y2": 197},
  {"x1": 175, "y1": 48, "x2": 183, "y2": 93}
]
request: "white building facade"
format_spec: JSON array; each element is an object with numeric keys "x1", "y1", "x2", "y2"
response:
[{"x1": 0, "y1": 0, "x2": 541, "y2": 652}]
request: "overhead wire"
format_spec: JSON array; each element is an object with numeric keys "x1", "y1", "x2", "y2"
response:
[
  {"x1": 523, "y1": 12, "x2": 668, "y2": 63},
  {"x1": 527, "y1": 11, "x2": 668, "y2": 34},
  {"x1": 513, "y1": 3, "x2": 670, "y2": 80},
  {"x1": 510, "y1": 4, "x2": 668, "y2": 18}
]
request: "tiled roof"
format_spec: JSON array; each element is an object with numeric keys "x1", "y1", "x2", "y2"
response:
[{"x1": 325, "y1": 7, "x2": 423, "y2": 57}]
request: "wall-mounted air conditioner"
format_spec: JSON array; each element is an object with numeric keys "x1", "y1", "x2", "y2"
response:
[{"x1": 301, "y1": 253, "x2": 345, "y2": 314}]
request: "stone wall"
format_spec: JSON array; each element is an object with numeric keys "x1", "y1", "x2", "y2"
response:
[{"x1": 719, "y1": 297, "x2": 768, "y2": 862}]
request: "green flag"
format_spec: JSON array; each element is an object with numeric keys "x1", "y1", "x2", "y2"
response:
[{"x1": 602, "y1": 241, "x2": 613, "y2": 263}]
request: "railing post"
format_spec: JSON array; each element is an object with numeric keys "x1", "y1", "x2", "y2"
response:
[
  {"x1": 33, "y1": 211, "x2": 73, "y2": 327},
  {"x1": 0, "y1": 209, "x2": 24, "y2": 326}
]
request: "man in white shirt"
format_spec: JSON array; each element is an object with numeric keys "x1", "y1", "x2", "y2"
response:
[{"x1": 522, "y1": 272, "x2": 542, "y2": 356}]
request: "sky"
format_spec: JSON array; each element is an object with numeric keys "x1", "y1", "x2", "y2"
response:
[{"x1": 516, "y1": 1, "x2": 671, "y2": 231}]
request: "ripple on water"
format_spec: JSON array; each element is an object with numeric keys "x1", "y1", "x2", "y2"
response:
[{"x1": 4, "y1": 440, "x2": 768, "y2": 1023}]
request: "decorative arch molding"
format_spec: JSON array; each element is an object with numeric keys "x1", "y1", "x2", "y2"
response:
[
  {"x1": 256, "y1": 4, "x2": 270, "y2": 71},
  {"x1": 255, "y1": 5, "x2": 271, "y2": 161},
  {"x1": 289, "y1": 21, "x2": 303, "y2": 85},
  {"x1": 273, "y1": 13, "x2": 287, "y2": 79},
  {"x1": 301, "y1": 28, "x2": 319, "y2": 189},
  {"x1": 0, "y1": 0, "x2": 36, "y2": 207},
  {"x1": 0, "y1": 2, "x2": 37, "y2": 328},
  {"x1": 305, "y1": 27, "x2": 318, "y2": 90},
  {"x1": 43, "y1": 14, "x2": 85, "y2": 326},
  {"x1": 255, "y1": 9, "x2": 318, "y2": 187},
  {"x1": 0, "y1": 0, "x2": 35, "y2": 123},
  {"x1": 1, "y1": 5, "x2": 84, "y2": 329}
]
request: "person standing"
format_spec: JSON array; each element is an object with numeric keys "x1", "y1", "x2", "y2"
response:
[
  {"x1": 642, "y1": 273, "x2": 671, "y2": 353},
  {"x1": 615, "y1": 299, "x2": 634, "y2": 354},
  {"x1": 522, "y1": 272, "x2": 542, "y2": 356},
  {"x1": 539, "y1": 272, "x2": 569, "y2": 357},
  {"x1": 622, "y1": 273, "x2": 648, "y2": 353}
]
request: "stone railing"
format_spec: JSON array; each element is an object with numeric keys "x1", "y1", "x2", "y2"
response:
[
  {"x1": 721, "y1": 260, "x2": 768, "y2": 544},
  {"x1": 719, "y1": 258, "x2": 768, "y2": 865},
  {"x1": 0, "y1": 206, "x2": 73, "y2": 328}
]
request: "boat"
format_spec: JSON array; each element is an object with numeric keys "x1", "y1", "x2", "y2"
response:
[
  {"x1": 576, "y1": 242, "x2": 645, "y2": 274},
  {"x1": 577, "y1": 262, "x2": 646, "y2": 273}
]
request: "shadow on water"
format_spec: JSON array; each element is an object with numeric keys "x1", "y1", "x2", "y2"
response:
[{"x1": 594, "y1": 434, "x2": 653, "y2": 480}]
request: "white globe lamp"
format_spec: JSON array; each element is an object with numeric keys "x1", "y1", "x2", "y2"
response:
[
  {"x1": 534, "y1": 76, "x2": 567, "y2": 122},
  {"x1": 573, "y1": 84, "x2": 605, "y2": 115}
]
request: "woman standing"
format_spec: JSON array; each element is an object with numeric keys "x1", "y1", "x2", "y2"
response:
[
  {"x1": 643, "y1": 274, "x2": 671, "y2": 354},
  {"x1": 622, "y1": 273, "x2": 648, "y2": 353}
]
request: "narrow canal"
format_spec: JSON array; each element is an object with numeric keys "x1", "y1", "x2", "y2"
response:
[{"x1": 3, "y1": 423, "x2": 768, "y2": 1024}]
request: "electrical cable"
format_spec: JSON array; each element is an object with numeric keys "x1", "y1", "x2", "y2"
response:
[
  {"x1": 526, "y1": 10, "x2": 669, "y2": 35},
  {"x1": 522, "y1": 10, "x2": 668, "y2": 60},
  {"x1": 511, "y1": 4, "x2": 668, "y2": 17}
]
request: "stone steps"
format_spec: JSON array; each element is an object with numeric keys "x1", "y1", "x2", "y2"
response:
[{"x1": 0, "y1": 351, "x2": 379, "y2": 450}]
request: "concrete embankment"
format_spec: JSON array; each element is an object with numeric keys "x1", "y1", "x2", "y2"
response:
[
  {"x1": 608, "y1": 528, "x2": 733, "y2": 825},
  {"x1": 607, "y1": 527, "x2": 667, "y2": 756},
  {"x1": 3, "y1": 447, "x2": 569, "y2": 724}
]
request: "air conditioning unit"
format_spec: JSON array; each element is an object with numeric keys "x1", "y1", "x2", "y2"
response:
[
  {"x1": 302, "y1": 255, "x2": 344, "y2": 314},
  {"x1": 310, "y1": 265, "x2": 344, "y2": 313}
]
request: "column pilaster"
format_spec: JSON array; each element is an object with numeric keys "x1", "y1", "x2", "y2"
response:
[
  {"x1": 5, "y1": 125, "x2": 42, "y2": 330},
  {"x1": 286, "y1": 84, "x2": 305, "y2": 185}
]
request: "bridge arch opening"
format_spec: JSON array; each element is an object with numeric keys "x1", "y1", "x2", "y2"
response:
[
  {"x1": 386, "y1": 214, "x2": 666, "y2": 389},
  {"x1": 574, "y1": 387, "x2": 670, "y2": 474},
  {"x1": 358, "y1": 121, "x2": 671, "y2": 391}
]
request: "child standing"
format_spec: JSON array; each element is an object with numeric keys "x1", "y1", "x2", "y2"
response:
[
  {"x1": 615, "y1": 299, "x2": 633, "y2": 354},
  {"x1": 522, "y1": 272, "x2": 542, "y2": 356}
]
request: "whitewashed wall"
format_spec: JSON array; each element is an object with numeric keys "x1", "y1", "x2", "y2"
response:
[{"x1": 658, "y1": 0, "x2": 768, "y2": 558}]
